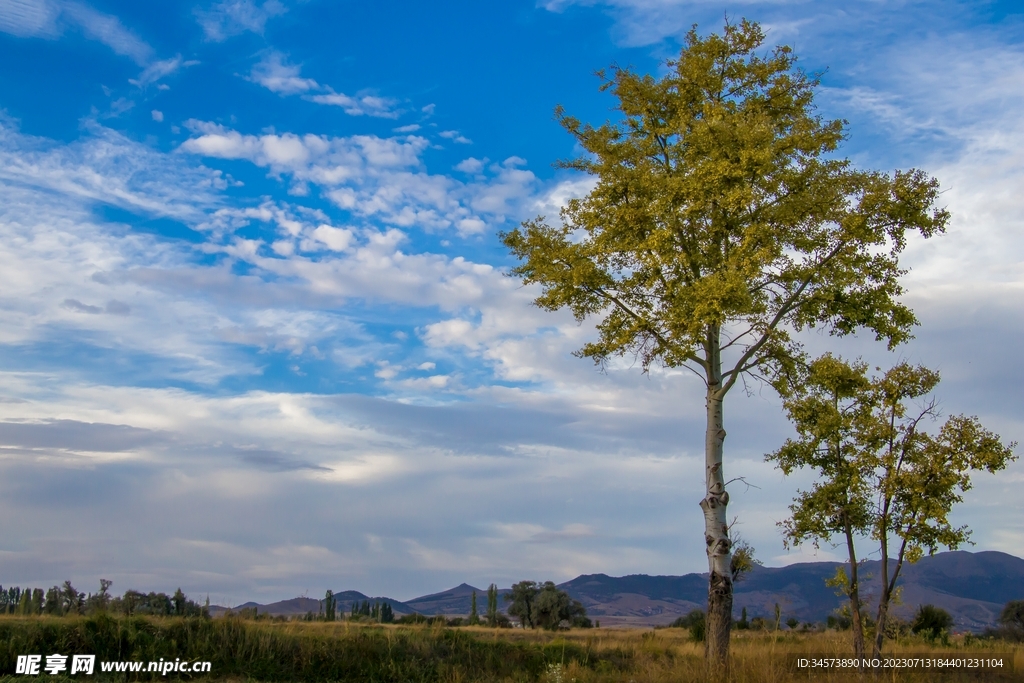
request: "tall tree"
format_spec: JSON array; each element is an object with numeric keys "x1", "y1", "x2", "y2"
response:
[
  {"x1": 501, "y1": 19, "x2": 947, "y2": 668},
  {"x1": 486, "y1": 583, "x2": 499, "y2": 627},
  {"x1": 505, "y1": 581, "x2": 539, "y2": 629},
  {"x1": 324, "y1": 590, "x2": 336, "y2": 622},
  {"x1": 469, "y1": 590, "x2": 479, "y2": 625},
  {"x1": 171, "y1": 587, "x2": 186, "y2": 617}
]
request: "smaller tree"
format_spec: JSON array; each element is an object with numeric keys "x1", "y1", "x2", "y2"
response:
[
  {"x1": 867, "y1": 366, "x2": 1015, "y2": 658},
  {"x1": 505, "y1": 581, "x2": 539, "y2": 629},
  {"x1": 997, "y1": 600, "x2": 1024, "y2": 642},
  {"x1": 911, "y1": 605, "x2": 953, "y2": 641},
  {"x1": 532, "y1": 582, "x2": 589, "y2": 630},
  {"x1": 324, "y1": 590, "x2": 336, "y2": 622},
  {"x1": 468, "y1": 590, "x2": 479, "y2": 625},
  {"x1": 171, "y1": 587, "x2": 186, "y2": 616},
  {"x1": 380, "y1": 602, "x2": 394, "y2": 623},
  {"x1": 485, "y1": 584, "x2": 499, "y2": 626},
  {"x1": 767, "y1": 354, "x2": 875, "y2": 660},
  {"x1": 44, "y1": 587, "x2": 62, "y2": 615},
  {"x1": 61, "y1": 582, "x2": 84, "y2": 615},
  {"x1": 16, "y1": 588, "x2": 33, "y2": 614},
  {"x1": 770, "y1": 357, "x2": 1016, "y2": 659},
  {"x1": 90, "y1": 580, "x2": 114, "y2": 614}
]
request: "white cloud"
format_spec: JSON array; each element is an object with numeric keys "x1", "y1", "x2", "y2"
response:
[
  {"x1": 308, "y1": 224, "x2": 353, "y2": 252},
  {"x1": 63, "y1": 1, "x2": 151, "y2": 63},
  {"x1": 455, "y1": 157, "x2": 484, "y2": 174},
  {"x1": 249, "y1": 51, "x2": 318, "y2": 95},
  {"x1": 181, "y1": 122, "x2": 507, "y2": 235},
  {"x1": 0, "y1": 0, "x2": 61, "y2": 38},
  {"x1": 151, "y1": 110, "x2": 163, "y2": 122},
  {"x1": 393, "y1": 124, "x2": 420, "y2": 133},
  {"x1": 530, "y1": 175, "x2": 597, "y2": 222},
  {"x1": 130, "y1": 55, "x2": 198, "y2": 88},
  {"x1": 247, "y1": 51, "x2": 401, "y2": 118},
  {"x1": 307, "y1": 91, "x2": 400, "y2": 119},
  {"x1": 439, "y1": 130, "x2": 472, "y2": 144},
  {"x1": 0, "y1": 0, "x2": 152, "y2": 63},
  {"x1": 195, "y1": 0, "x2": 285, "y2": 42},
  {"x1": 0, "y1": 116, "x2": 225, "y2": 223}
]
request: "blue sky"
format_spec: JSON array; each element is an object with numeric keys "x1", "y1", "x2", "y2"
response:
[{"x1": 1, "y1": 0, "x2": 1022, "y2": 605}]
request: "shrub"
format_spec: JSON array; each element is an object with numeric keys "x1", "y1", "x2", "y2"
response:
[
  {"x1": 826, "y1": 613, "x2": 852, "y2": 631},
  {"x1": 998, "y1": 600, "x2": 1024, "y2": 641},
  {"x1": 911, "y1": 604, "x2": 953, "y2": 642},
  {"x1": 670, "y1": 609, "x2": 705, "y2": 642}
]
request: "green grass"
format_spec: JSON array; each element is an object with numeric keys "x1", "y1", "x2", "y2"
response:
[{"x1": 0, "y1": 615, "x2": 1020, "y2": 682}]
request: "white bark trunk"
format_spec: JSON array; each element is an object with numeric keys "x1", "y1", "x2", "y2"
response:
[{"x1": 700, "y1": 326, "x2": 732, "y2": 670}]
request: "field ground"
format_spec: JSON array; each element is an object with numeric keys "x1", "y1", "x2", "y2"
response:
[{"x1": 0, "y1": 616, "x2": 1020, "y2": 682}]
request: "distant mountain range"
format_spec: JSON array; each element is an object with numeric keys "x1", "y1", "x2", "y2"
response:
[{"x1": 212, "y1": 550, "x2": 1024, "y2": 631}]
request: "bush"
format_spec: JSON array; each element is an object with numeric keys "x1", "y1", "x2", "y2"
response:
[
  {"x1": 395, "y1": 612, "x2": 429, "y2": 625},
  {"x1": 884, "y1": 616, "x2": 910, "y2": 640},
  {"x1": 998, "y1": 600, "x2": 1024, "y2": 642},
  {"x1": 670, "y1": 609, "x2": 705, "y2": 642},
  {"x1": 826, "y1": 613, "x2": 852, "y2": 631},
  {"x1": 911, "y1": 604, "x2": 953, "y2": 642}
]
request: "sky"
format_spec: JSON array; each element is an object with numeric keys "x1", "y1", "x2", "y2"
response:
[{"x1": 0, "y1": 0, "x2": 1022, "y2": 607}]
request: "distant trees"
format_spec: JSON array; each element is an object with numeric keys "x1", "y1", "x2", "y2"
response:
[
  {"x1": 770, "y1": 356, "x2": 1016, "y2": 658},
  {"x1": 468, "y1": 590, "x2": 479, "y2": 625},
  {"x1": 0, "y1": 581, "x2": 208, "y2": 617},
  {"x1": 735, "y1": 607, "x2": 749, "y2": 630},
  {"x1": 485, "y1": 584, "x2": 499, "y2": 627},
  {"x1": 324, "y1": 590, "x2": 336, "y2": 621},
  {"x1": 505, "y1": 581, "x2": 537, "y2": 629},
  {"x1": 504, "y1": 581, "x2": 589, "y2": 630},
  {"x1": 348, "y1": 599, "x2": 394, "y2": 623}
]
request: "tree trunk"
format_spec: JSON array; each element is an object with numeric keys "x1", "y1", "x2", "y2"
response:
[
  {"x1": 872, "y1": 540, "x2": 907, "y2": 659},
  {"x1": 700, "y1": 327, "x2": 732, "y2": 672},
  {"x1": 843, "y1": 522, "x2": 866, "y2": 665}
]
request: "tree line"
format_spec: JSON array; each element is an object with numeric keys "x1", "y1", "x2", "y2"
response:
[
  {"x1": 0, "y1": 580, "x2": 208, "y2": 617},
  {"x1": 315, "y1": 583, "x2": 590, "y2": 631}
]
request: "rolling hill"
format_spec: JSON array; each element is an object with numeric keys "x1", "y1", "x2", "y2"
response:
[{"x1": 214, "y1": 550, "x2": 1023, "y2": 630}]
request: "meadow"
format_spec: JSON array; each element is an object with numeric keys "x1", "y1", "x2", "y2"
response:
[{"x1": 0, "y1": 615, "x2": 1021, "y2": 682}]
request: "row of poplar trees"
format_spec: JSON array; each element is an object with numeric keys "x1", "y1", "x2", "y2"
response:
[
  {"x1": 502, "y1": 17, "x2": 1016, "y2": 673},
  {"x1": 321, "y1": 590, "x2": 394, "y2": 623},
  {"x1": 0, "y1": 580, "x2": 207, "y2": 617}
]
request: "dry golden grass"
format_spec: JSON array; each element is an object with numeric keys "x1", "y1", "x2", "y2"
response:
[{"x1": 1, "y1": 615, "x2": 1020, "y2": 682}]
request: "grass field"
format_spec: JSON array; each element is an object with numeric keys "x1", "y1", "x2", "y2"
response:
[{"x1": 0, "y1": 615, "x2": 1019, "y2": 682}]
